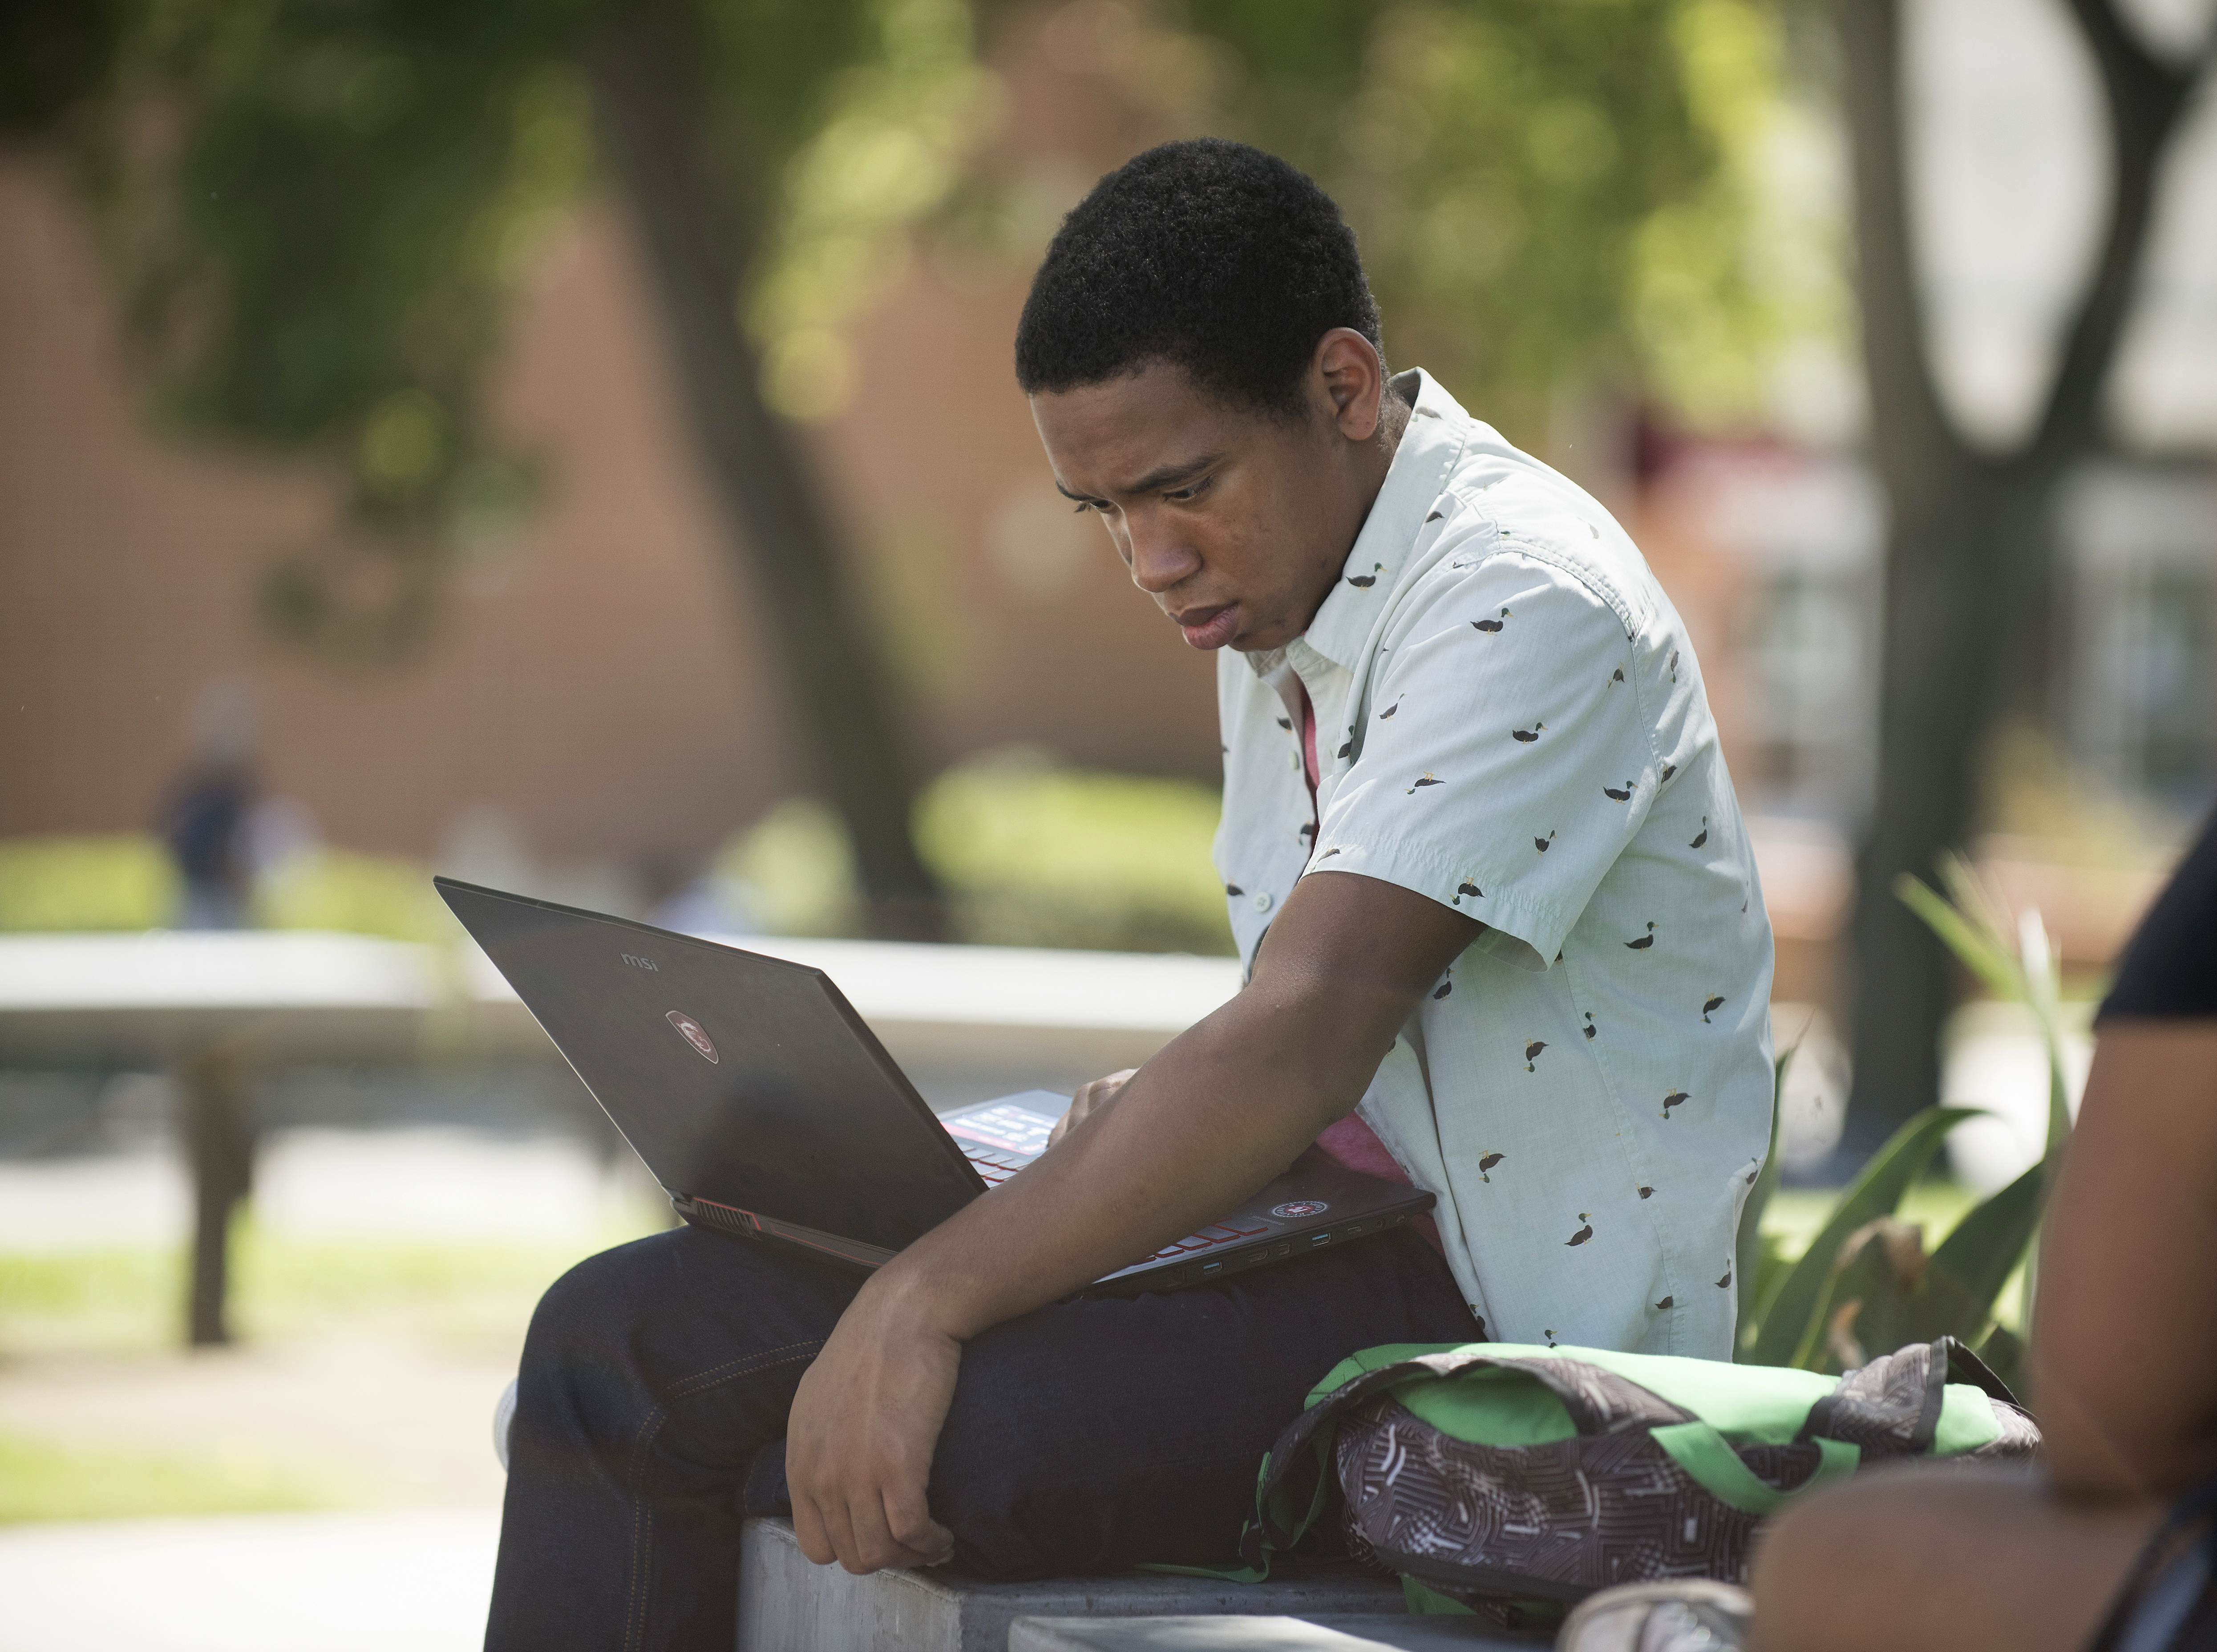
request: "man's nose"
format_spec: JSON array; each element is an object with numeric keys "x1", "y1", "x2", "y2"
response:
[{"x1": 1124, "y1": 515, "x2": 1201, "y2": 595}]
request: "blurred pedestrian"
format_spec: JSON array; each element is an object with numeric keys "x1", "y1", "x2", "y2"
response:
[{"x1": 161, "y1": 676, "x2": 258, "y2": 930}]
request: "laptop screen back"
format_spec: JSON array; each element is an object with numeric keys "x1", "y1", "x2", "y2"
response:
[{"x1": 438, "y1": 879, "x2": 983, "y2": 1252}]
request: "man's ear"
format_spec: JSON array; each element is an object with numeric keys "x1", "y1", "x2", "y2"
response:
[{"x1": 1313, "y1": 328, "x2": 1386, "y2": 443}]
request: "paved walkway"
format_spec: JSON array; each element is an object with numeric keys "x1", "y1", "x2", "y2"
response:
[{"x1": 0, "y1": 1508, "x2": 499, "y2": 1652}]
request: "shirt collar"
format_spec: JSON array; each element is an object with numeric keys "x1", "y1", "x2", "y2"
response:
[{"x1": 1246, "y1": 368, "x2": 1472, "y2": 679}]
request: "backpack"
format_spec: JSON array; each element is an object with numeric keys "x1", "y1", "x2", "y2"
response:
[{"x1": 1239, "y1": 1336, "x2": 2041, "y2": 1629}]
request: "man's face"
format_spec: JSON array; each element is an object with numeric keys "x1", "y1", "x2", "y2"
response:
[{"x1": 1028, "y1": 340, "x2": 1392, "y2": 655}]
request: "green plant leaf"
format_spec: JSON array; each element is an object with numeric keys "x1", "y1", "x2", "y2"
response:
[
  {"x1": 1747, "y1": 1105, "x2": 1979, "y2": 1369},
  {"x1": 1800, "y1": 1215, "x2": 1927, "y2": 1374},
  {"x1": 1895, "y1": 872, "x2": 2018, "y2": 1000},
  {"x1": 1905, "y1": 1158, "x2": 2046, "y2": 1347},
  {"x1": 1734, "y1": 1041, "x2": 1791, "y2": 1351}
]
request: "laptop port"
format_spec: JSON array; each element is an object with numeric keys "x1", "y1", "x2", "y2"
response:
[
  {"x1": 1200, "y1": 1260, "x2": 1224, "y2": 1277},
  {"x1": 1309, "y1": 1232, "x2": 1331, "y2": 1247}
]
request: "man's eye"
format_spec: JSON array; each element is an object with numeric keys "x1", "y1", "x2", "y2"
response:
[
  {"x1": 1165, "y1": 476, "x2": 1213, "y2": 503},
  {"x1": 1072, "y1": 499, "x2": 1108, "y2": 514}
]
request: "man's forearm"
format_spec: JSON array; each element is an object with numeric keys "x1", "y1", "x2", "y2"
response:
[{"x1": 857, "y1": 985, "x2": 1388, "y2": 1341}]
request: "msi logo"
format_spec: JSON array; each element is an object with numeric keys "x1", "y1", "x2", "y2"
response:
[
  {"x1": 621, "y1": 953, "x2": 659, "y2": 972},
  {"x1": 667, "y1": 1011, "x2": 719, "y2": 1064}
]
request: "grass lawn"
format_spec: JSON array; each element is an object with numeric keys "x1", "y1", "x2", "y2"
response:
[
  {"x1": 0, "y1": 1209, "x2": 668, "y2": 1360},
  {"x1": 0, "y1": 1210, "x2": 667, "y2": 1522},
  {"x1": 0, "y1": 1427, "x2": 357, "y2": 1523}
]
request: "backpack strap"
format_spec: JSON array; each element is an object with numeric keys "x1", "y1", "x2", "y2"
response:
[
  {"x1": 1942, "y1": 1338, "x2": 2024, "y2": 1411},
  {"x1": 1797, "y1": 1336, "x2": 2012, "y2": 1456}
]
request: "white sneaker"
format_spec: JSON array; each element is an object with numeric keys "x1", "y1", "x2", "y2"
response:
[{"x1": 1555, "y1": 1579, "x2": 1753, "y2": 1652}]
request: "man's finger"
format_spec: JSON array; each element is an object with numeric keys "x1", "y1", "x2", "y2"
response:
[
  {"x1": 1050, "y1": 1069, "x2": 1138, "y2": 1146},
  {"x1": 839, "y1": 1486, "x2": 932, "y2": 1575},
  {"x1": 791, "y1": 1490, "x2": 838, "y2": 1567},
  {"x1": 883, "y1": 1478, "x2": 954, "y2": 1567}
]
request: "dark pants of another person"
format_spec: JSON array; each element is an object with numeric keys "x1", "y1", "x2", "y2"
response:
[{"x1": 484, "y1": 1222, "x2": 1476, "y2": 1652}]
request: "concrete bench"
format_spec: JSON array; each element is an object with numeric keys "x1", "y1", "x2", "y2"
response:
[
  {"x1": 1010, "y1": 1614, "x2": 1525, "y2": 1650},
  {"x1": 735, "y1": 1517, "x2": 1412, "y2": 1652}
]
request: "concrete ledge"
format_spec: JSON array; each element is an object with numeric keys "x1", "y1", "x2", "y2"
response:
[
  {"x1": 1010, "y1": 1613, "x2": 1529, "y2": 1650},
  {"x1": 735, "y1": 1518, "x2": 1405, "y2": 1652}
]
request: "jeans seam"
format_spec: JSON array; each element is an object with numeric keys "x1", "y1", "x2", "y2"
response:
[
  {"x1": 616, "y1": 1346, "x2": 818, "y2": 1646},
  {"x1": 622, "y1": 1404, "x2": 668, "y2": 1652},
  {"x1": 667, "y1": 1338, "x2": 823, "y2": 1400}
]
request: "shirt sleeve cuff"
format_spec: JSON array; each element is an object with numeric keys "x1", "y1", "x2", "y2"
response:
[{"x1": 1302, "y1": 838, "x2": 1569, "y2": 973}]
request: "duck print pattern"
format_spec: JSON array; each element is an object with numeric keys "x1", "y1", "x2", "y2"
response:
[{"x1": 1208, "y1": 383, "x2": 1773, "y2": 1359}]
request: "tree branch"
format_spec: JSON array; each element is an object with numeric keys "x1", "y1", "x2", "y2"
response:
[{"x1": 2024, "y1": 0, "x2": 2209, "y2": 470}]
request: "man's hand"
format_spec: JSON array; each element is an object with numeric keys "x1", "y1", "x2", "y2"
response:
[
  {"x1": 785, "y1": 1280, "x2": 960, "y2": 1573},
  {"x1": 780, "y1": 870, "x2": 1475, "y2": 1576},
  {"x1": 1049, "y1": 1068, "x2": 1137, "y2": 1146}
]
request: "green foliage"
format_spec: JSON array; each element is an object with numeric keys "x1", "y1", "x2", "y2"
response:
[
  {"x1": 0, "y1": 1428, "x2": 348, "y2": 1523},
  {"x1": 1182, "y1": 0, "x2": 1792, "y2": 439},
  {"x1": 0, "y1": 834, "x2": 178, "y2": 931},
  {"x1": 1898, "y1": 856, "x2": 2073, "y2": 1154},
  {"x1": 916, "y1": 753, "x2": 1233, "y2": 954},
  {"x1": 747, "y1": 0, "x2": 997, "y2": 420},
  {"x1": 721, "y1": 795, "x2": 866, "y2": 938},
  {"x1": 65, "y1": 0, "x2": 600, "y2": 664},
  {"x1": 1737, "y1": 859, "x2": 2071, "y2": 1376},
  {"x1": 6, "y1": 0, "x2": 989, "y2": 666},
  {"x1": 0, "y1": 1222, "x2": 661, "y2": 1359},
  {"x1": 0, "y1": 1223, "x2": 665, "y2": 1517},
  {"x1": 0, "y1": 834, "x2": 443, "y2": 939},
  {"x1": 725, "y1": 756, "x2": 1236, "y2": 954},
  {"x1": 1742, "y1": 1104, "x2": 1978, "y2": 1366},
  {"x1": 253, "y1": 845, "x2": 448, "y2": 942},
  {"x1": 0, "y1": 0, "x2": 126, "y2": 135}
]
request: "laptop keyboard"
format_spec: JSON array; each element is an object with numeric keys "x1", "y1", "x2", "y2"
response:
[
  {"x1": 949, "y1": 1101, "x2": 1279, "y2": 1270},
  {"x1": 962, "y1": 1146, "x2": 1031, "y2": 1186}
]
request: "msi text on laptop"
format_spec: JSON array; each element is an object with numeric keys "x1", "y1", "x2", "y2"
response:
[{"x1": 437, "y1": 878, "x2": 1433, "y2": 1298}]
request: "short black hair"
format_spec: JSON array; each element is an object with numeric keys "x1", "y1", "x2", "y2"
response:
[{"x1": 1014, "y1": 138, "x2": 1382, "y2": 421}]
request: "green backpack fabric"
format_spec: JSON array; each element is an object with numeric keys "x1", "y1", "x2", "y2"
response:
[{"x1": 1239, "y1": 1336, "x2": 2039, "y2": 1624}]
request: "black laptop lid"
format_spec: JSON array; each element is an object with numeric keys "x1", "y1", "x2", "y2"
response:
[{"x1": 437, "y1": 879, "x2": 984, "y2": 1252}]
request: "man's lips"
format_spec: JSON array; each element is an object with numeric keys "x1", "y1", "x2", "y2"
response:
[{"x1": 1173, "y1": 603, "x2": 1241, "y2": 650}]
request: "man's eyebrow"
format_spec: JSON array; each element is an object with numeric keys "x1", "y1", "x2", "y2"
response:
[{"x1": 1056, "y1": 453, "x2": 1224, "y2": 503}]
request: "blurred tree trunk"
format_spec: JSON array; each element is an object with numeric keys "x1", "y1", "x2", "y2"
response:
[
  {"x1": 590, "y1": 6, "x2": 944, "y2": 940},
  {"x1": 1836, "y1": 0, "x2": 2205, "y2": 1156}
]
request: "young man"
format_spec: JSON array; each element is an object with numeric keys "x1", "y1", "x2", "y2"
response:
[{"x1": 485, "y1": 139, "x2": 1770, "y2": 1650}]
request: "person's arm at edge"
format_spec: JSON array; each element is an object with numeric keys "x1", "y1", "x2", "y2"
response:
[
  {"x1": 2028, "y1": 1018, "x2": 2217, "y2": 1501},
  {"x1": 782, "y1": 868, "x2": 1477, "y2": 1575}
]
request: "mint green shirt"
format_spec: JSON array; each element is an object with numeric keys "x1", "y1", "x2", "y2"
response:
[{"x1": 1214, "y1": 371, "x2": 1775, "y2": 1357}]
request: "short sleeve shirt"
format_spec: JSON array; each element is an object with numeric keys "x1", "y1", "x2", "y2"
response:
[
  {"x1": 2101, "y1": 810, "x2": 2217, "y2": 1019},
  {"x1": 1213, "y1": 370, "x2": 1776, "y2": 1357}
]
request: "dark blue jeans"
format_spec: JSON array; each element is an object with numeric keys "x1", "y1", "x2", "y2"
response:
[{"x1": 484, "y1": 1222, "x2": 1476, "y2": 1652}]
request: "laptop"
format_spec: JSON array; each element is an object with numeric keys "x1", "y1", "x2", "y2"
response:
[{"x1": 437, "y1": 878, "x2": 1434, "y2": 1298}]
